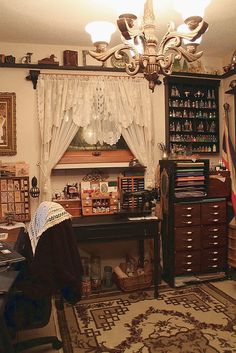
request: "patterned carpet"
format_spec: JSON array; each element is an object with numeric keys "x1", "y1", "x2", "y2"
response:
[{"x1": 56, "y1": 283, "x2": 236, "y2": 353}]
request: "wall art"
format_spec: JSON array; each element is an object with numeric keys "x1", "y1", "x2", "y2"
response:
[{"x1": 0, "y1": 92, "x2": 16, "y2": 155}]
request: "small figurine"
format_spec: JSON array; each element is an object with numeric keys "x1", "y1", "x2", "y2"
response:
[
  {"x1": 38, "y1": 54, "x2": 59, "y2": 65},
  {"x1": 5, "y1": 211, "x2": 15, "y2": 225},
  {"x1": 21, "y1": 52, "x2": 33, "y2": 64}
]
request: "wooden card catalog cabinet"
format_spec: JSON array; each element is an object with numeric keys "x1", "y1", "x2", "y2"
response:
[{"x1": 0, "y1": 177, "x2": 31, "y2": 222}]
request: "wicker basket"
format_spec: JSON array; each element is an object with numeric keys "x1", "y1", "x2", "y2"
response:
[{"x1": 113, "y1": 262, "x2": 153, "y2": 292}]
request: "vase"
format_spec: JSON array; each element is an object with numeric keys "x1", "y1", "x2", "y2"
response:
[{"x1": 162, "y1": 151, "x2": 168, "y2": 160}]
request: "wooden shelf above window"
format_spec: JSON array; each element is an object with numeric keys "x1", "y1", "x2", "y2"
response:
[{"x1": 55, "y1": 149, "x2": 134, "y2": 169}]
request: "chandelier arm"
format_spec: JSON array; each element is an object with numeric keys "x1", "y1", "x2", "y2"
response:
[
  {"x1": 157, "y1": 46, "x2": 203, "y2": 76},
  {"x1": 88, "y1": 43, "x2": 138, "y2": 63},
  {"x1": 158, "y1": 19, "x2": 208, "y2": 56},
  {"x1": 117, "y1": 17, "x2": 143, "y2": 41}
]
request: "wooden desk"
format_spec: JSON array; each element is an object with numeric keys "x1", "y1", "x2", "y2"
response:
[{"x1": 72, "y1": 214, "x2": 160, "y2": 298}]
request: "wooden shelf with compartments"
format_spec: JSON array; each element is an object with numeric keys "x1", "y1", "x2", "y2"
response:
[
  {"x1": 0, "y1": 176, "x2": 31, "y2": 222},
  {"x1": 159, "y1": 159, "x2": 228, "y2": 287},
  {"x1": 119, "y1": 176, "x2": 145, "y2": 210},
  {"x1": 81, "y1": 192, "x2": 119, "y2": 216},
  {"x1": 164, "y1": 76, "x2": 220, "y2": 155}
]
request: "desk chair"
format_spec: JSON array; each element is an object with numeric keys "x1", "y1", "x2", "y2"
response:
[{"x1": 4, "y1": 201, "x2": 83, "y2": 352}]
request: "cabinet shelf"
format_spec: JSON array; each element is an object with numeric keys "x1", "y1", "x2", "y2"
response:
[
  {"x1": 159, "y1": 159, "x2": 227, "y2": 287},
  {"x1": 164, "y1": 76, "x2": 220, "y2": 154}
]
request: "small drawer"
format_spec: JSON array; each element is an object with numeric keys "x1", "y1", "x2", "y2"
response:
[
  {"x1": 175, "y1": 250, "x2": 201, "y2": 275},
  {"x1": 201, "y1": 225, "x2": 227, "y2": 248},
  {"x1": 228, "y1": 247, "x2": 236, "y2": 261},
  {"x1": 175, "y1": 251, "x2": 201, "y2": 267},
  {"x1": 174, "y1": 203, "x2": 200, "y2": 227},
  {"x1": 201, "y1": 201, "x2": 226, "y2": 225},
  {"x1": 229, "y1": 236, "x2": 236, "y2": 248},
  {"x1": 175, "y1": 226, "x2": 201, "y2": 251},
  {"x1": 82, "y1": 207, "x2": 93, "y2": 215},
  {"x1": 110, "y1": 198, "x2": 119, "y2": 205},
  {"x1": 82, "y1": 199, "x2": 93, "y2": 207},
  {"x1": 67, "y1": 208, "x2": 82, "y2": 217},
  {"x1": 56, "y1": 199, "x2": 81, "y2": 208},
  {"x1": 201, "y1": 248, "x2": 226, "y2": 270}
]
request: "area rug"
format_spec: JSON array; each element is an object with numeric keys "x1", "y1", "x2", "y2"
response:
[{"x1": 56, "y1": 283, "x2": 236, "y2": 353}]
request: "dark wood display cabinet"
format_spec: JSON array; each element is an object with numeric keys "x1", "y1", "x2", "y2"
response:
[
  {"x1": 159, "y1": 159, "x2": 228, "y2": 287},
  {"x1": 164, "y1": 76, "x2": 221, "y2": 154}
]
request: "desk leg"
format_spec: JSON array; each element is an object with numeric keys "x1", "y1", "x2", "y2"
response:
[
  {"x1": 138, "y1": 240, "x2": 144, "y2": 267},
  {"x1": 153, "y1": 230, "x2": 159, "y2": 299},
  {"x1": 0, "y1": 316, "x2": 14, "y2": 353}
]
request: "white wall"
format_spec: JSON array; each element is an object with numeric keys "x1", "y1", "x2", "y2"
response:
[{"x1": 0, "y1": 41, "x2": 233, "y2": 214}]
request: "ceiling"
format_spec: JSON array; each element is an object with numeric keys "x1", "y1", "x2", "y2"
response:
[{"x1": 0, "y1": 0, "x2": 235, "y2": 60}]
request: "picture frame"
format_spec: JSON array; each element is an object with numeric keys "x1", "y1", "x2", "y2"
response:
[{"x1": 0, "y1": 92, "x2": 16, "y2": 155}]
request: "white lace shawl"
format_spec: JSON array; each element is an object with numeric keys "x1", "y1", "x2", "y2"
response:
[{"x1": 28, "y1": 201, "x2": 71, "y2": 255}]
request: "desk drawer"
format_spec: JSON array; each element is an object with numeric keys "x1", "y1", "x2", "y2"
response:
[
  {"x1": 201, "y1": 247, "x2": 226, "y2": 271},
  {"x1": 174, "y1": 203, "x2": 200, "y2": 227},
  {"x1": 175, "y1": 250, "x2": 201, "y2": 275},
  {"x1": 201, "y1": 225, "x2": 227, "y2": 248},
  {"x1": 73, "y1": 221, "x2": 158, "y2": 241},
  {"x1": 174, "y1": 226, "x2": 201, "y2": 251},
  {"x1": 201, "y1": 201, "x2": 226, "y2": 225}
]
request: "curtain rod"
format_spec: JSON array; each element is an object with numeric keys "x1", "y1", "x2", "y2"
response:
[
  {"x1": 39, "y1": 71, "x2": 143, "y2": 79},
  {"x1": 26, "y1": 69, "x2": 144, "y2": 89}
]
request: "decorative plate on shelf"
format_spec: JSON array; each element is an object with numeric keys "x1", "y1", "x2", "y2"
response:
[{"x1": 111, "y1": 51, "x2": 129, "y2": 69}]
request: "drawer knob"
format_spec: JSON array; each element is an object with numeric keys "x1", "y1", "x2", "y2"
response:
[
  {"x1": 211, "y1": 228, "x2": 219, "y2": 232},
  {"x1": 213, "y1": 219, "x2": 219, "y2": 222},
  {"x1": 186, "y1": 255, "x2": 192, "y2": 258},
  {"x1": 184, "y1": 214, "x2": 192, "y2": 218},
  {"x1": 186, "y1": 268, "x2": 192, "y2": 272},
  {"x1": 185, "y1": 238, "x2": 193, "y2": 242},
  {"x1": 184, "y1": 207, "x2": 193, "y2": 210},
  {"x1": 211, "y1": 235, "x2": 218, "y2": 239},
  {"x1": 211, "y1": 205, "x2": 219, "y2": 208},
  {"x1": 184, "y1": 221, "x2": 192, "y2": 224},
  {"x1": 210, "y1": 212, "x2": 219, "y2": 215},
  {"x1": 186, "y1": 262, "x2": 192, "y2": 265},
  {"x1": 187, "y1": 245, "x2": 192, "y2": 248},
  {"x1": 213, "y1": 251, "x2": 219, "y2": 254}
]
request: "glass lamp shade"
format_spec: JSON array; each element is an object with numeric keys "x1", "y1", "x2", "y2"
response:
[
  {"x1": 174, "y1": 0, "x2": 211, "y2": 21},
  {"x1": 85, "y1": 21, "x2": 116, "y2": 44},
  {"x1": 177, "y1": 24, "x2": 203, "y2": 45}
]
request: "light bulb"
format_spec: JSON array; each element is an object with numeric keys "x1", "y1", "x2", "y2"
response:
[
  {"x1": 174, "y1": 0, "x2": 211, "y2": 21},
  {"x1": 85, "y1": 21, "x2": 116, "y2": 44}
]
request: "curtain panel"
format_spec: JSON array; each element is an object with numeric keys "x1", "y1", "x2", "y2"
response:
[{"x1": 36, "y1": 74, "x2": 159, "y2": 200}]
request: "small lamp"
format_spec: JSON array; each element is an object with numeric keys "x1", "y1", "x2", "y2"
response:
[{"x1": 85, "y1": 21, "x2": 116, "y2": 53}]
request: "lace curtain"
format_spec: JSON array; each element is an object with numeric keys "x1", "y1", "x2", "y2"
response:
[{"x1": 37, "y1": 74, "x2": 159, "y2": 200}]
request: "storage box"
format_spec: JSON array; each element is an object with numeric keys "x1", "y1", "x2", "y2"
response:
[
  {"x1": 208, "y1": 171, "x2": 231, "y2": 199},
  {"x1": 113, "y1": 262, "x2": 152, "y2": 292},
  {"x1": 63, "y1": 50, "x2": 78, "y2": 66}
]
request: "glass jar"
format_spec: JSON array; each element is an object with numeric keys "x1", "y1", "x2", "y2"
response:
[
  {"x1": 103, "y1": 266, "x2": 113, "y2": 288},
  {"x1": 90, "y1": 256, "x2": 101, "y2": 292},
  {"x1": 81, "y1": 257, "x2": 91, "y2": 296}
]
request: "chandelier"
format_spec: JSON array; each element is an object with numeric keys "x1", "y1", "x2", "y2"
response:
[{"x1": 85, "y1": 0, "x2": 211, "y2": 92}]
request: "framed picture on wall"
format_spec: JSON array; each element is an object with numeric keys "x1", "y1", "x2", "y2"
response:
[{"x1": 0, "y1": 92, "x2": 16, "y2": 155}]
